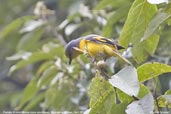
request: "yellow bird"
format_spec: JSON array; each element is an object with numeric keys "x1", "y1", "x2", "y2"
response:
[{"x1": 65, "y1": 34, "x2": 131, "y2": 65}]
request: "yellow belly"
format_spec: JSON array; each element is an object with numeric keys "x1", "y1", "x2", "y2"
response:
[
  {"x1": 87, "y1": 43, "x2": 106, "y2": 59},
  {"x1": 79, "y1": 39, "x2": 112, "y2": 60}
]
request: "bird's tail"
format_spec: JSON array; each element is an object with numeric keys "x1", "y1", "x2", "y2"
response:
[{"x1": 112, "y1": 50, "x2": 132, "y2": 65}]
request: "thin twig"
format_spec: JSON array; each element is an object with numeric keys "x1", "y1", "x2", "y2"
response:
[
  {"x1": 154, "y1": 96, "x2": 161, "y2": 114},
  {"x1": 96, "y1": 61, "x2": 110, "y2": 80},
  {"x1": 153, "y1": 78, "x2": 161, "y2": 114}
]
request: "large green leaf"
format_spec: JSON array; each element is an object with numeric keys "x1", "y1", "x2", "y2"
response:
[
  {"x1": 86, "y1": 101, "x2": 129, "y2": 114},
  {"x1": 137, "y1": 62, "x2": 171, "y2": 82},
  {"x1": 88, "y1": 76, "x2": 115, "y2": 114},
  {"x1": 89, "y1": 90, "x2": 115, "y2": 114},
  {"x1": 119, "y1": 0, "x2": 158, "y2": 63}
]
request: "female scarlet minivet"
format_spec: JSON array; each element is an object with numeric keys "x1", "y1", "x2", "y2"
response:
[{"x1": 65, "y1": 34, "x2": 131, "y2": 65}]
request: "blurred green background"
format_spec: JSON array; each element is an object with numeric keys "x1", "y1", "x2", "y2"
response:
[{"x1": 0, "y1": 0, "x2": 171, "y2": 112}]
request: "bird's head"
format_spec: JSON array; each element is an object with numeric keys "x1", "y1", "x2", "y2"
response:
[{"x1": 65, "y1": 38, "x2": 83, "y2": 64}]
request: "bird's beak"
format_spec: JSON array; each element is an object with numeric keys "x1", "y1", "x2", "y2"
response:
[{"x1": 68, "y1": 58, "x2": 72, "y2": 65}]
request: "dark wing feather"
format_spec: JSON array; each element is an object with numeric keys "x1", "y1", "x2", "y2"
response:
[{"x1": 84, "y1": 34, "x2": 125, "y2": 50}]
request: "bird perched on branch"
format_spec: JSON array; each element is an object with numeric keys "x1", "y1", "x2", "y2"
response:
[{"x1": 65, "y1": 34, "x2": 131, "y2": 65}]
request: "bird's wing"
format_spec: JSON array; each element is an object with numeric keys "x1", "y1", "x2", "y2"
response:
[
  {"x1": 84, "y1": 35, "x2": 124, "y2": 50},
  {"x1": 85, "y1": 35, "x2": 114, "y2": 45}
]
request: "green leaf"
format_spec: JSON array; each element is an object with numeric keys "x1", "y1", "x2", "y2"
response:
[
  {"x1": 42, "y1": 42, "x2": 64, "y2": 58},
  {"x1": 89, "y1": 90, "x2": 115, "y2": 114},
  {"x1": 6, "y1": 52, "x2": 32, "y2": 61},
  {"x1": 116, "y1": 88, "x2": 134, "y2": 103},
  {"x1": 36, "y1": 61, "x2": 54, "y2": 76},
  {"x1": 157, "y1": 89, "x2": 171, "y2": 108},
  {"x1": 0, "y1": 16, "x2": 33, "y2": 42},
  {"x1": 67, "y1": 12, "x2": 82, "y2": 23},
  {"x1": 157, "y1": 96, "x2": 167, "y2": 108},
  {"x1": 9, "y1": 51, "x2": 54, "y2": 74},
  {"x1": 8, "y1": 42, "x2": 63, "y2": 75},
  {"x1": 17, "y1": 28, "x2": 44, "y2": 51},
  {"x1": 16, "y1": 77, "x2": 39, "y2": 110},
  {"x1": 157, "y1": 95, "x2": 171, "y2": 108},
  {"x1": 109, "y1": 66, "x2": 140, "y2": 97},
  {"x1": 86, "y1": 101, "x2": 129, "y2": 114},
  {"x1": 88, "y1": 76, "x2": 115, "y2": 114},
  {"x1": 141, "y1": 12, "x2": 171, "y2": 41},
  {"x1": 0, "y1": 92, "x2": 20, "y2": 110},
  {"x1": 103, "y1": 6, "x2": 130, "y2": 37},
  {"x1": 131, "y1": 34, "x2": 159, "y2": 62},
  {"x1": 142, "y1": 34, "x2": 159, "y2": 55},
  {"x1": 89, "y1": 76, "x2": 115, "y2": 107},
  {"x1": 119, "y1": 0, "x2": 157, "y2": 46},
  {"x1": 126, "y1": 94, "x2": 154, "y2": 114},
  {"x1": 138, "y1": 84, "x2": 150, "y2": 98},
  {"x1": 23, "y1": 93, "x2": 45, "y2": 111},
  {"x1": 94, "y1": 0, "x2": 131, "y2": 10},
  {"x1": 131, "y1": 42, "x2": 148, "y2": 63},
  {"x1": 110, "y1": 102, "x2": 129, "y2": 114},
  {"x1": 117, "y1": 84, "x2": 149, "y2": 104},
  {"x1": 37, "y1": 65, "x2": 58, "y2": 87},
  {"x1": 165, "y1": 89, "x2": 171, "y2": 94},
  {"x1": 94, "y1": 0, "x2": 115, "y2": 10},
  {"x1": 137, "y1": 62, "x2": 171, "y2": 82},
  {"x1": 119, "y1": 0, "x2": 157, "y2": 63},
  {"x1": 44, "y1": 82, "x2": 75, "y2": 110}
]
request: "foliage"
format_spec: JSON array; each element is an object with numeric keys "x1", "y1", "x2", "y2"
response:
[{"x1": 1, "y1": 0, "x2": 171, "y2": 114}]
